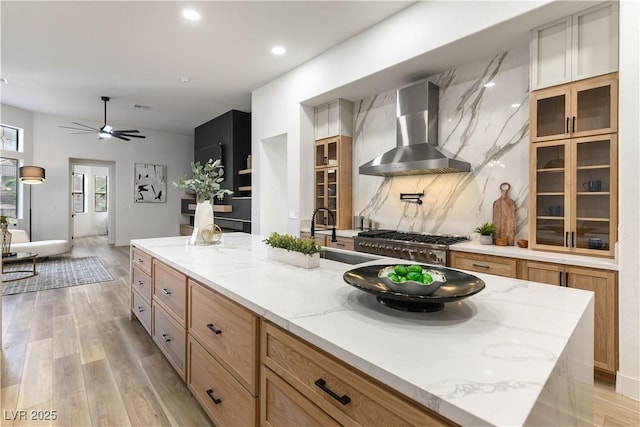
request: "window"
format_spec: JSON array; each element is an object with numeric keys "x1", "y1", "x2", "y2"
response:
[
  {"x1": 0, "y1": 158, "x2": 19, "y2": 218},
  {"x1": 72, "y1": 173, "x2": 85, "y2": 213},
  {"x1": 0, "y1": 124, "x2": 22, "y2": 218},
  {"x1": 94, "y1": 175, "x2": 107, "y2": 212}
]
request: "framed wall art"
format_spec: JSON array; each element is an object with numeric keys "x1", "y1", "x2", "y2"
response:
[{"x1": 134, "y1": 163, "x2": 167, "y2": 203}]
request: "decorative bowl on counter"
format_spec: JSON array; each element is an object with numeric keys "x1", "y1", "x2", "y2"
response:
[
  {"x1": 377, "y1": 266, "x2": 446, "y2": 296},
  {"x1": 343, "y1": 264, "x2": 485, "y2": 312}
]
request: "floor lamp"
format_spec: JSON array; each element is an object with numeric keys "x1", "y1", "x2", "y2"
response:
[{"x1": 19, "y1": 166, "x2": 46, "y2": 242}]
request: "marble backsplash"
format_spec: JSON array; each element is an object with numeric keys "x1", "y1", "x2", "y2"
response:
[{"x1": 353, "y1": 44, "x2": 530, "y2": 240}]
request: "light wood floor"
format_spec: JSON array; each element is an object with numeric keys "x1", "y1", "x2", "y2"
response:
[
  {"x1": 1, "y1": 236, "x2": 212, "y2": 427},
  {"x1": 2, "y1": 236, "x2": 639, "y2": 426}
]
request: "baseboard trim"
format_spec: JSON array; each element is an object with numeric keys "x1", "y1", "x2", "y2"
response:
[{"x1": 616, "y1": 371, "x2": 640, "y2": 401}]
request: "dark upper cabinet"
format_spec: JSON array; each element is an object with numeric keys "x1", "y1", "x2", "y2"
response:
[{"x1": 194, "y1": 110, "x2": 251, "y2": 227}]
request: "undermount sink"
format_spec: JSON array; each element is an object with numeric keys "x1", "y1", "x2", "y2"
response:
[{"x1": 320, "y1": 249, "x2": 380, "y2": 265}]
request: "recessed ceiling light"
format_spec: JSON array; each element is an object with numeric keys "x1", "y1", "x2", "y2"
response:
[
  {"x1": 182, "y1": 9, "x2": 201, "y2": 21},
  {"x1": 484, "y1": 82, "x2": 495, "y2": 88},
  {"x1": 0, "y1": 77, "x2": 7, "y2": 84},
  {"x1": 271, "y1": 46, "x2": 286, "y2": 56},
  {"x1": 180, "y1": 76, "x2": 191, "y2": 83}
]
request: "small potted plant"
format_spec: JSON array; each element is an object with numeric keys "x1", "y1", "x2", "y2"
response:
[
  {"x1": 263, "y1": 232, "x2": 321, "y2": 269},
  {"x1": 474, "y1": 222, "x2": 496, "y2": 245}
]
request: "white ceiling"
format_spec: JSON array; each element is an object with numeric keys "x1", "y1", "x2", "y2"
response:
[{"x1": 0, "y1": 1, "x2": 413, "y2": 136}]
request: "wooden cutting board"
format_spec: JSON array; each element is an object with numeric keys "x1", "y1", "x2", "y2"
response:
[{"x1": 492, "y1": 182, "x2": 516, "y2": 245}]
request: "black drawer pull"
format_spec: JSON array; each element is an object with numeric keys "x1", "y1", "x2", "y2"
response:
[
  {"x1": 137, "y1": 258, "x2": 145, "y2": 264},
  {"x1": 137, "y1": 307, "x2": 144, "y2": 313},
  {"x1": 161, "y1": 333, "x2": 171, "y2": 343},
  {"x1": 161, "y1": 288, "x2": 171, "y2": 295},
  {"x1": 566, "y1": 117, "x2": 569, "y2": 134},
  {"x1": 206, "y1": 323, "x2": 222, "y2": 335},
  {"x1": 558, "y1": 272, "x2": 563, "y2": 286},
  {"x1": 137, "y1": 280, "x2": 144, "y2": 285},
  {"x1": 206, "y1": 388, "x2": 222, "y2": 404},
  {"x1": 314, "y1": 378, "x2": 351, "y2": 405},
  {"x1": 472, "y1": 263, "x2": 490, "y2": 269}
]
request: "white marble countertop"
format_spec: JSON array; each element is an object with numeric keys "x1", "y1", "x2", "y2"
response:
[
  {"x1": 131, "y1": 233, "x2": 593, "y2": 426},
  {"x1": 451, "y1": 240, "x2": 619, "y2": 271}
]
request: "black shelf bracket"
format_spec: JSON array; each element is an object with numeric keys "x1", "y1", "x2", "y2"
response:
[{"x1": 400, "y1": 192, "x2": 424, "y2": 205}]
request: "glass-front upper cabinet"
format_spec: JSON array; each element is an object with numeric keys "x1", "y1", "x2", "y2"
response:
[
  {"x1": 530, "y1": 135, "x2": 617, "y2": 257},
  {"x1": 530, "y1": 73, "x2": 617, "y2": 142},
  {"x1": 573, "y1": 135, "x2": 617, "y2": 256},
  {"x1": 530, "y1": 141, "x2": 570, "y2": 250},
  {"x1": 314, "y1": 137, "x2": 339, "y2": 168}
]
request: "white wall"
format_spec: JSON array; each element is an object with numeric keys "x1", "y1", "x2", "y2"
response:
[
  {"x1": 252, "y1": 0, "x2": 640, "y2": 399},
  {"x1": 22, "y1": 110, "x2": 193, "y2": 246},
  {"x1": 616, "y1": 0, "x2": 640, "y2": 401},
  {"x1": 72, "y1": 165, "x2": 109, "y2": 237}
]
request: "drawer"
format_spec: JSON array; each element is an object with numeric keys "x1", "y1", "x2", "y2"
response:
[
  {"x1": 131, "y1": 290, "x2": 151, "y2": 335},
  {"x1": 450, "y1": 252, "x2": 517, "y2": 278},
  {"x1": 131, "y1": 264, "x2": 152, "y2": 303},
  {"x1": 324, "y1": 236, "x2": 354, "y2": 251},
  {"x1": 131, "y1": 247, "x2": 152, "y2": 276},
  {"x1": 188, "y1": 336, "x2": 258, "y2": 427},
  {"x1": 153, "y1": 260, "x2": 187, "y2": 324},
  {"x1": 262, "y1": 322, "x2": 449, "y2": 426},
  {"x1": 153, "y1": 302, "x2": 186, "y2": 379},
  {"x1": 261, "y1": 366, "x2": 340, "y2": 427},
  {"x1": 189, "y1": 280, "x2": 259, "y2": 396}
]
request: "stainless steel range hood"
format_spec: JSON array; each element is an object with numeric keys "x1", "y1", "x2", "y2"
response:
[{"x1": 359, "y1": 81, "x2": 471, "y2": 176}]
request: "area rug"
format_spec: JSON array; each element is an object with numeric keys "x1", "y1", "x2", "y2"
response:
[{"x1": 2, "y1": 256, "x2": 114, "y2": 295}]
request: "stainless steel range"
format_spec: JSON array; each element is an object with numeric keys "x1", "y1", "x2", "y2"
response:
[{"x1": 354, "y1": 230, "x2": 468, "y2": 266}]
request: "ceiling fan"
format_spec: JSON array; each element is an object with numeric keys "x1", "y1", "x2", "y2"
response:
[{"x1": 60, "y1": 96, "x2": 146, "y2": 141}]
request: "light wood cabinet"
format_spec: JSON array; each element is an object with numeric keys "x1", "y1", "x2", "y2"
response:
[
  {"x1": 314, "y1": 136, "x2": 352, "y2": 230},
  {"x1": 314, "y1": 99, "x2": 353, "y2": 140},
  {"x1": 522, "y1": 261, "x2": 618, "y2": 375},
  {"x1": 300, "y1": 232, "x2": 354, "y2": 251},
  {"x1": 530, "y1": 73, "x2": 617, "y2": 142},
  {"x1": 324, "y1": 236, "x2": 354, "y2": 251},
  {"x1": 153, "y1": 301, "x2": 187, "y2": 379},
  {"x1": 261, "y1": 321, "x2": 451, "y2": 427},
  {"x1": 530, "y1": 1, "x2": 618, "y2": 90},
  {"x1": 130, "y1": 248, "x2": 153, "y2": 335},
  {"x1": 189, "y1": 279, "x2": 260, "y2": 396},
  {"x1": 449, "y1": 252, "x2": 518, "y2": 278},
  {"x1": 529, "y1": 134, "x2": 617, "y2": 257},
  {"x1": 189, "y1": 336, "x2": 259, "y2": 427}
]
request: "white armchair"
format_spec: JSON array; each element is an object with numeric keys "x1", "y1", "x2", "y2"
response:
[{"x1": 8, "y1": 229, "x2": 71, "y2": 258}]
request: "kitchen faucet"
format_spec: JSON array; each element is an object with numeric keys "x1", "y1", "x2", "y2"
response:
[{"x1": 310, "y1": 207, "x2": 337, "y2": 243}]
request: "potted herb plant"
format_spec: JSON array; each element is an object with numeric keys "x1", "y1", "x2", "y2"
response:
[
  {"x1": 263, "y1": 232, "x2": 321, "y2": 269},
  {"x1": 173, "y1": 158, "x2": 233, "y2": 242},
  {"x1": 474, "y1": 222, "x2": 496, "y2": 245}
]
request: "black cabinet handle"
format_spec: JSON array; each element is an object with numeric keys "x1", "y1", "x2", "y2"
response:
[
  {"x1": 137, "y1": 307, "x2": 144, "y2": 313},
  {"x1": 314, "y1": 378, "x2": 351, "y2": 405},
  {"x1": 565, "y1": 232, "x2": 569, "y2": 247},
  {"x1": 472, "y1": 263, "x2": 490, "y2": 269},
  {"x1": 206, "y1": 389, "x2": 222, "y2": 404},
  {"x1": 571, "y1": 232, "x2": 575, "y2": 248},
  {"x1": 137, "y1": 258, "x2": 145, "y2": 264},
  {"x1": 572, "y1": 116, "x2": 576, "y2": 133},
  {"x1": 206, "y1": 323, "x2": 222, "y2": 335},
  {"x1": 558, "y1": 272, "x2": 563, "y2": 286},
  {"x1": 566, "y1": 117, "x2": 570, "y2": 134},
  {"x1": 565, "y1": 272, "x2": 569, "y2": 287},
  {"x1": 161, "y1": 333, "x2": 171, "y2": 343},
  {"x1": 161, "y1": 288, "x2": 171, "y2": 295}
]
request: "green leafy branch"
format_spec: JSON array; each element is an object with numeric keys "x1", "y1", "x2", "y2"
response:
[{"x1": 173, "y1": 158, "x2": 234, "y2": 203}]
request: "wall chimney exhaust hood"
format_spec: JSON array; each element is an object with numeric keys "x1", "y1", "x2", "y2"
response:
[{"x1": 359, "y1": 81, "x2": 471, "y2": 176}]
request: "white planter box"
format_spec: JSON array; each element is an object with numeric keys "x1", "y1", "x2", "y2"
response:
[{"x1": 266, "y1": 246, "x2": 320, "y2": 269}]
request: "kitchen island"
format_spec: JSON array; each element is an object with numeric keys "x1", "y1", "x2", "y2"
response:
[{"x1": 131, "y1": 233, "x2": 594, "y2": 426}]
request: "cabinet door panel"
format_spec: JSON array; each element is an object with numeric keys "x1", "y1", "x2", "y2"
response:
[
  {"x1": 261, "y1": 367, "x2": 340, "y2": 427},
  {"x1": 523, "y1": 262, "x2": 563, "y2": 286},
  {"x1": 530, "y1": 87, "x2": 571, "y2": 142},
  {"x1": 566, "y1": 267, "x2": 617, "y2": 373},
  {"x1": 153, "y1": 260, "x2": 187, "y2": 324},
  {"x1": 530, "y1": 17, "x2": 571, "y2": 90},
  {"x1": 572, "y1": 2, "x2": 619, "y2": 82}
]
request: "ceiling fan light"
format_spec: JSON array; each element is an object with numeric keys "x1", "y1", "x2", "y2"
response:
[
  {"x1": 102, "y1": 124, "x2": 113, "y2": 133},
  {"x1": 99, "y1": 132, "x2": 112, "y2": 138}
]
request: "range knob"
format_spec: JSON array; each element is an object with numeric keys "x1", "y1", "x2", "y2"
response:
[{"x1": 428, "y1": 251, "x2": 437, "y2": 262}]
